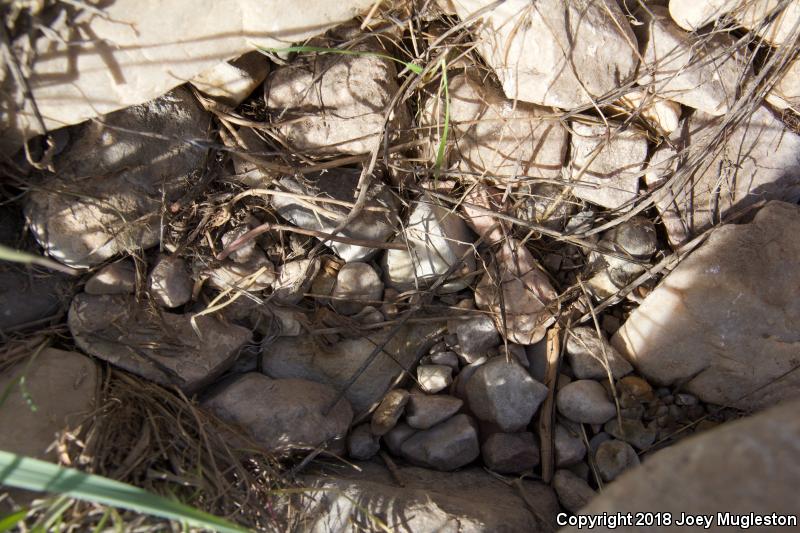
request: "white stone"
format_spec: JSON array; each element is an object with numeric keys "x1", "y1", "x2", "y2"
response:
[
  {"x1": 766, "y1": 56, "x2": 800, "y2": 112},
  {"x1": 615, "y1": 90, "x2": 682, "y2": 134},
  {"x1": 191, "y1": 52, "x2": 269, "y2": 106}
]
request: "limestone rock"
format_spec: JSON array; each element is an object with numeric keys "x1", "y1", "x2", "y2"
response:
[
  {"x1": 69, "y1": 293, "x2": 250, "y2": 392},
  {"x1": 261, "y1": 323, "x2": 443, "y2": 416},
  {"x1": 565, "y1": 327, "x2": 633, "y2": 380},
  {"x1": 383, "y1": 197, "x2": 475, "y2": 293},
  {"x1": 465, "y1": 357, "x2": 548, "y2": 432},
  {"x1": 636, "y1": 5, "x2": 752, "y2": 115},
  {"x1": 85, "y1": 260, "x2": 136, "y2": 295},
  {"x1": 562, "y1": 398, "x2": 800, "y2": 532},
  {"x1": 569, "y1": 121, "x2": 648, "y2": 210},
  {"x1": 203, "y1": 373, "x2": 352, "y2": 454},
  {"x1": 612, "y1": 202, "x2": 800, "y2": 409},
  {"x1": 331, "y1": 262, "x2": 384, "y2": 315},
  {"x1": 557, "y1": 380, "x2": 616, "y2": 424},
  {"x1": 615, "y1": 91, "x2": 682, "y2": 134},
  {"x1": 400, "y1": 414, "x2": 480, "y2": 471},
  {"x1": 272, "y1": 169, "x2": 398, "y2": 262},
  {"x1": 448, "y1": 0, "x2": 638, "y2": 109},
  {"x1": 25, "y1": 87, "x2": 210, "y2": 268},
  {"x1": 481, "y1": 432, "x2": 540, "y2": 474},
  {"x1": 190, "y1": 52, "x2": 269, "y2": 106}
]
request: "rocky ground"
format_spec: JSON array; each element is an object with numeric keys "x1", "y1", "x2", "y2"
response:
[{"x1": 1, "y1": 0, "x2": 800, "y2": 531}]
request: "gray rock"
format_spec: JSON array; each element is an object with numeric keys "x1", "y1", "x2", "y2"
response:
[
  {"x1": 451, "y1": 358, "x2": 487, "y2": 400},
  {"x1": 0, "y1": 267, "x2": 72, "y2": 331},
  {"x1": 296, "y1": 462, "x2": 558, "y2": 532},
  {"x1": 406, "y1": 394, "x2": 463, "y2": 430},
  {"x1": 555, "y1": 422, "x2": 587, "y2": 467},
  {"x1": 370, "y1": 389, "x2": 409, "y2": 436},
  {"x1": 595, "y1": 440, "x2": 640, "y2": 482},
  {"x1": 25, "y1": 87, "x2": 210, "y2": 267},
  {"x1": 565, "y1": 327, "x2": 633, "y2": 380},
  {"x1": 400, "y1": 414, "x2": 480, "y2": 471},
  {"x1": 515, "y1": 183, "x2": 579, "y2": 231},
  {"x1": 417, "y1": 365, "x2": 453, "y2": 394},
  {"x1": 604, "y1": 418, "x2": 657, "y2": 451},
  {"x1": 636, "y1": 6, "x2": 751, "y2": 115},
  {"x1": 203, "y1": 373, "x2": 352, "y2": 454},
  {"x1": 588, "y1": 432, "x2": 613, "y2": 455},
  {"x1": 69, "y1": 293, "x2": 250, "y2": 392},
  {"x1": 383, "y1": 422, "x2": 416, "y2": 456},
  {"x1": 85, "y1": 260, "x2": 136, "y2": 295},
  {"x1": 557, "y1": 380, "x2": 616, "y2": 424},
  {"x1": 448, "y1": 0, "x2": 638, "y2": 109},
  {"x1": 221, "y1": 224, "x2": 263, "y2": 265},
  {"x1": 331, "y1": 262, "x2": 383, "y2": 315},
  {"x1": 421, "y1": 350, "x2": 459, "y2": 370},
  {"x1": 148, "y1": 255, "x2": 192, "y2": 308},
  {"x1": 553, "y1": 469, "x2": 597, "y2": 514},
  {"x1": 465, "y1": 358, "x2": 547, "y2": 432},
  {"x1": 455, "y1": 315, "x2": 500, "y2": 359},
  {"x1": 612, "y1": 202, "x2": 800, "y2": 409},
  {"x1": 383, "y1": 197, "x2": 475, "y2": 293},
  {"x1": 265, "y1": 35, "x2": 409, "y2": 155},
  {"x1": 481, "y1": 432, "x2": 540, "y2": 474},
  {"x1": 599, "y1": 217, "x2": 658, "y2": 288},
  {"x1": 271, "y1": 169, "x2": 398, "y2": 262},
  {"x1": 569, "y1": 121, "x2": 648, "y2": 210},
  {"x1": 262, "y1": 323, "x2": 442, "y2": 416},
  {"x1": 271, "y1": 258, "x2": 319, "y2": 305},
  {"x1": 561, "y1": 399, "x2": 800, "y2": 533},
  {"x1": 347, "y1": 424, "x2": 379, "y2": 460}
]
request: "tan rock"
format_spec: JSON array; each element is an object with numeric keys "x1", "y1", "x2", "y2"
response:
[
  {"x1": 766, "y1": 56, "x2": 800, "y2": 112},
  {"x1": 448, "y1": 0, "x2": 639, "y2": 109},
  {"x1": 614, "y1": 90, "x2": 682, "y2": 134},
  {"x1": 190, "y1": 52, "x2": 269, "y2": 107},
  {"x1": 612, "y1": 202, "x2": 800, "y2": 410}
]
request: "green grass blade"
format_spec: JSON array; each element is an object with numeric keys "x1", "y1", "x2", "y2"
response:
[
  {"x1": 0, "y1": 451, "x2": 250, "y2": 533},
  {"x1": 434, "y1": 59, "x2": 450, "y2": 179},
  {"x1": 255, "y1": 44, "x2": 423, "y2": 74},
  {"x1": 0, "y1": 244, "x2": 78, "y2": 276},
  {"x1": 0, "y1": 509, "x2": 28, "y2": 532}
]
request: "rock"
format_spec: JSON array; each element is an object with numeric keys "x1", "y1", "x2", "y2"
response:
[
  {"x1": 370, "y1": 389, "x2": 409, "y2": 436},
  {"x1": 85, "y1": 260, "x2": 136, "y2": 295},
  {"x1": 418, "y1": 365, "x2": 454, "y2": 394},
  {"x1": 595, "y1": 440, "x2": 640, "y2": 482},
  {"x1": 448, "y1": 0, "x2": 638, "y2": 109},
  {"x1": 455, "y1": 316, "x2": 500, "y2": 360},
  {"x1": 271, "y1": 258, "x2": 320, "y2": 304},
  {"x1": 261, "y1": 323, "x2": 442, "y2": 416},
  {"x1": 555, "y1": 423, "x2": 587, "y2": 467},
  {"x1": 221, "y1": 224, "x2": 263, "y2": 265},
  {"x1": 400, "y1": 414, "x2": 480, "y2": 471},
  {"x1": 636, "y1": 5, "x2": 751, "y2": 115},
  {"x1": 425, "y1": 72, "x2": 567, "y2": 178},
  {"x1": 295, "y1": 462, "x2": 558, "y2": 532},
  {"x1": 421, "y1": 350, "x2": 459, "y2": 370},
  {"x1": 565, "y1": 327, "x2": 633, "y2": 380},
  {"x1": 569, "y1": 121, "x2": 648, "y2": 210},
  {"x1": 514, "y1": 183, "x2": 579, "y2": 231},
  {"x1": 271, "y1": 169, "x2": 398, "y2": 262},
  {"x1": 265, "y1": 33, "x2": 409, "y2": 155},
  {"x1": 331, "y1": 262, "x2": 384, "y2": 315},
  {"x1": 481, "y1": 432, "x2": 540, "y2": 474},
  {"x1": 646, "y1": 107, "x2": 800, "y2": 247},
  {"x1": 383, "y1": 422, "x2": 417, "y2": 456},
  {"x1": 475, "y1": 239, "x2": 557, "y2": 345},
  {"x1": 190, "y1": 52, "x2": 269, "y2": 106},
  {"x1": 612, "y1": 202, "x2": 800, "y2": 409},
  {"x1": 618, "y1": 375, "x2": 656, "y2": 404},
  {"x1": 383, "y1": 196, "x2": 475, "y2": 293},
  {"x1": 25, "y1": 87, "x2": 210, "y2": 268},
  {"x1": 563, "y1": 398, "x2": 800, "y2": 531},
  {"x1": 406, "y1": 394, "x2": 463, "y2": 429},
  {"x1": 0, "y1": 348, "x2": 98, "y2": 460},
  {"x1": 553, "y1": 469, "x2": 597, "y2": 514},
  {"x1": 69, "y1": 293, "x2": 250, "y2": 392},
  {"x1": 600, "y1": 216, "x2": 658, "y2": 288},
  {"x1": 0, "y1": 267, "x2": 72, "y2": 331},
  {"x1": 615, "y1": 90, "x2": 682, "y2": 134},
  {"x1": 669, "y1": 0, "x2": 800, "y2": 46},
  {"x1": 766, "y1": 56, "x2": 800, "y2": 112},
  {"x1": 557, "y1": 380, "x2": 616, "y2": 424},
  {"x1": 148, "y1": 255, "x2": 192, "y2": 308},
  {"x1": 203, "y1": 373, "x2": 352, "y2": 454},
  {"x1": 204, "y1": 257, "x2": 276, "y2": 292},
  {"x1": 0, "y1": 0, "x2": 378, "y2": 157},
  {"x1": 347, "y1": 424, "x2": 379, "y2": 460},
  {"x1": 465, "y1": 357, "x2": 548, "y2": 431},
  {"x1": 604, "y1": 418, "x2": 657, "y2": 450}
]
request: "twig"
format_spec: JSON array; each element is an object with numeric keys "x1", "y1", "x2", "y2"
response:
[{"x1": 538, "y1": 323, "x2": 563, "y2": 484}]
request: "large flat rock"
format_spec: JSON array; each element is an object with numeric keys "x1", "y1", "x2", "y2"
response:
[{"x1": 612, "y1": 202, "x2": 800, "y2": 410}]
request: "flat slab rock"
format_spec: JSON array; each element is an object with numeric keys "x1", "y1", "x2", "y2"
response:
[
  {"x1": 261, "y1": 323, "x2": 443, "y2": 417},
  {"x1": 562, "y1": 398, "x2": 800, "y2": 531},
  {"x1": 68, "y1": 293, "x2": 251, "y2": 392},
  {"x1": 294, "y1": 461, "x2": 560, "y2": 532},
  {"x1": 612, "y1": 201, "x2": 800, "y2": 410}
]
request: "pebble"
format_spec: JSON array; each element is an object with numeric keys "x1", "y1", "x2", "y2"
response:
[
  {"x1": 455, "y1": 315, "x2": 500, "y2": 359},
  {"x1": 400, "y1": 414, "x2": 480, "y2": 471},
  {"x1": 85, "y1": 260, "x2": 136, "y2": 295},
  {"x1": 594, "y1": 440, "x2": 640, "y2": 482},
  {"x1": 421, "y1": 350, "x2": 459, "y2": 370},
  {"x1": 148, "y1": 255, "x2": 192, "y2": 308},
  {"x1": 604, "y1": 418, "x2": 657, "y2": 450},
  {"x1": 418, "y1": 364, "x2": 453, "y2": 394},
  {"x1": 555, "y1": 422, "x2": 587, "y2": 467},
  {"x1": 370, "y1": 389, "x2": 410, "y2": 436},
  {"x1": 481, "y1": 432, "x2": 540, "y2": 474},
  {"x1": 347, "y1": 424, "x2": 380, "y2": 460},
  {"x1": 557, "y1": 380, "x2": 617, "y2": 425},
  {"x1": 553, "y1": 469, "x2": 597, "y2": 514},
  {"x1": 331, "y1": 262, "x2": 384, "y2": 315},
  {"x1": 565, "y1": 327, "x2": 633, "y2": 380},
  {"x1": 405, "y1": 394, "x2": 463, "y2": 430}
]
